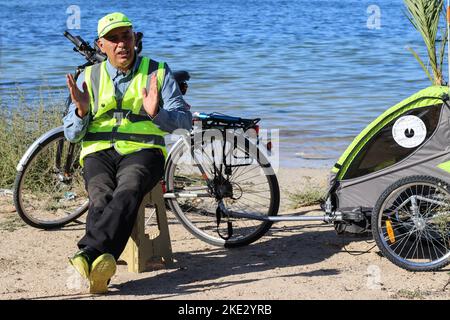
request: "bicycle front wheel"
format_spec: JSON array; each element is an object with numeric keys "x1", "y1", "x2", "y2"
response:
[
  {"x1": 13, "y1": 129, "x2": 88, "y2": 229},
  {"x1": 165, "y1": 132, "x2": 280, "y2": 247}
]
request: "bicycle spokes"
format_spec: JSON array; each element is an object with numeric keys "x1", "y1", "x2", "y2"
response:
[
  {"x1": 15, "y1": 133, "x2": 88, "y2": 228},
  {"x1": 165, "y1": 132, "x2": 279, "y2": 247}
]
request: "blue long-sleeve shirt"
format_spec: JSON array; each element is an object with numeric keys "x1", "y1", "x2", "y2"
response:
[{"x1": 63, "y1": 55, "x2": 192, "y2": 143}]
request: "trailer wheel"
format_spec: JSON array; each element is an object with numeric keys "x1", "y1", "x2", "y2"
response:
[{"x1": 372, "y1": 175, "x2": 450, "y2": 271}]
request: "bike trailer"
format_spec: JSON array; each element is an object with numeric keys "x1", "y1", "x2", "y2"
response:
[{"x1": 327, "y1": 86, "x2": 450, "y2": 233}]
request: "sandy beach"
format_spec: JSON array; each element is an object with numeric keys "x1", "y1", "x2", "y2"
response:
[{"x1": 0, "y1": 167, "x2": 449, "y2": 300}]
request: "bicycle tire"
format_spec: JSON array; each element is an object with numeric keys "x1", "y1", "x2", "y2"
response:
[
  {"x1": 165, "y1": 131, "x2": 280, "y2": 248},
  {"x1": 13, "y1": 129, "x2": 88, "y2": 229},
  {"x1": 372, "y1": 175, "x2": 450, "y2": 271}
]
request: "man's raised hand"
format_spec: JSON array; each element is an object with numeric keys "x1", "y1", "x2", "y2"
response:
[
  {"x1": 66, "y1": 74, "x2": 90, "y2": 118},
  {"x1": 142, "y1": 73, "x2": 159, "y2": 118}
]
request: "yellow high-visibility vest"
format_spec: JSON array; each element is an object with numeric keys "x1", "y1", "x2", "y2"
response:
[{"x1": 79, "y1": 57, "x2": 167, "y2": 166}]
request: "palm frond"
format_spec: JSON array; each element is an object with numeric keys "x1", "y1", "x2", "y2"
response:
[
  {"x1": 439, "y1": 12, "x2": 448, "y2": 77},
  {"x1": 407, "y1": 46, "x2": 433, "y2": 82},
  {"x1": 404, "y1": 0, "x2": 445, "y2": 85}
]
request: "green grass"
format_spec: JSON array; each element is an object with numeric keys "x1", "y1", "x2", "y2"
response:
[
  {"x1": 392, "y1": 288, "x2": 426, "y2": 300},
  {"x1": 287, "y1": 180, "x2": 327, "y2": 209},
  {"x1": 0, "y1": 88, "x2": 65, "y2": 189}
]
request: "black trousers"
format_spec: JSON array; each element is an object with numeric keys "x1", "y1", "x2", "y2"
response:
[{"x1": 78, "y1": 147, "x2": 165, "y2": 260}]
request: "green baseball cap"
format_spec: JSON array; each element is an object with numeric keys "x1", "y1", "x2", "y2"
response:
[{"x1": 97, "y1": 12, "x2": 133, "y2": 38}]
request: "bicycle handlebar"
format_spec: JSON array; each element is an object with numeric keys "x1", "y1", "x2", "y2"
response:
[
  {"x1": 63, "y1": 31, "x2": 82, "y2": 47},
  {"x1": 64, "y1": 30, "x2": 107, "y2": 65}
]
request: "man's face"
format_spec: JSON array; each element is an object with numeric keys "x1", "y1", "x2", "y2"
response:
[{"x1": 97, "y1": 27, "x2": 136, "y2": 70}]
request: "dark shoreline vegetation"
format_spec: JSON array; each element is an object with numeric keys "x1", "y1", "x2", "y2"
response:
[{"x1": 0, "y1": 88, "x2": 65, "y2": 189}]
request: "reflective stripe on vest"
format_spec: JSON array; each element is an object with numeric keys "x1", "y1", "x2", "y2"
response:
[{"x1": 79, "y1": 57, "x2": 167, "y2": 166}]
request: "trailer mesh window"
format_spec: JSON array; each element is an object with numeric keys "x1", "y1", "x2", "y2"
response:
[{"x1": 343, "y1": 104, "x2": 442, "y2": 180}]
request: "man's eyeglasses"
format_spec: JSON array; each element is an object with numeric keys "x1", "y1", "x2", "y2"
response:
[{"x1": 103, "y1": 31, "x2": 133, "y2": 43}]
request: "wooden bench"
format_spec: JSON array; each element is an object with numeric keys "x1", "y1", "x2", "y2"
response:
[{"x1": 119, "y1": 183, "x2": 173, "y2": 273}]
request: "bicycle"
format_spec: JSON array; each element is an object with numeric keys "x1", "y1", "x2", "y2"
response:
[{"x1": 13, "y1": 31, "x2": 280, "y2": 248}]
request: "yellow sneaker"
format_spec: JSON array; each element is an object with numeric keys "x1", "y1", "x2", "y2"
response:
[
  {"x1": 89, "y1": 253, "x2": 116, "y2": 294},
  {"x1": 69, "y1": 251, "x2": 90, "y2": 279}
]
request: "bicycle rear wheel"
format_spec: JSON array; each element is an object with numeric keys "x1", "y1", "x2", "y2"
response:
[
  {"x1": 165, "y1": 132, "x2": 279, "y2": 247},
  {"x1": 13, "y1": 129, "x2": 88, "y2": 229}
]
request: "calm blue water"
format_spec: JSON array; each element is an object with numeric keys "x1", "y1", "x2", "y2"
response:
[{"x1": 0, "y1": 0, "x2": 445, "y2": 168}]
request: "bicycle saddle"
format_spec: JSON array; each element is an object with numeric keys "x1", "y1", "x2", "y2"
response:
[{"x1": 173, "y1": 70, "x2": 190, "y2": 83}]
